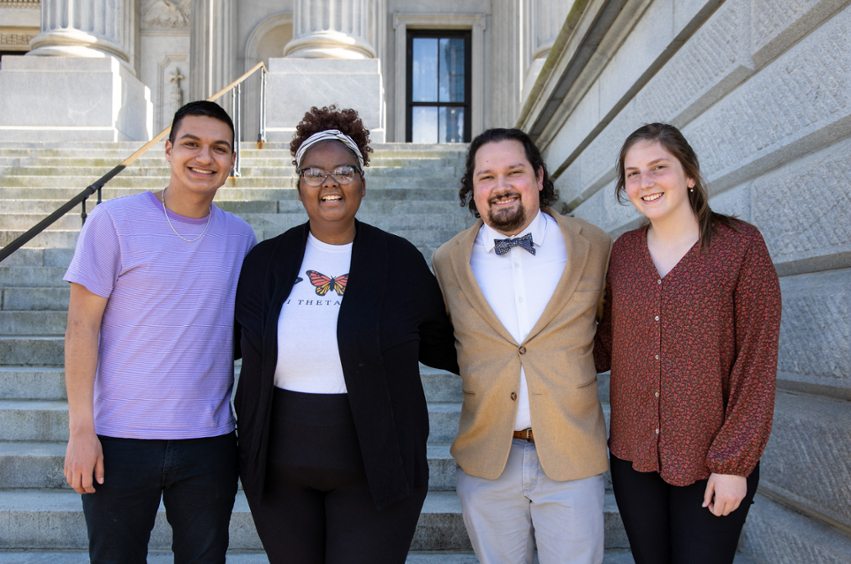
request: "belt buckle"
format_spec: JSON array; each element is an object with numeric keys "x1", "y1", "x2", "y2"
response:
[{"x1": 524, "y1": 428, "x2": 532, "y2": 442}]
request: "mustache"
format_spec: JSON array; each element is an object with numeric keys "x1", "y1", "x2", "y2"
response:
[{"x1": 488, "y1": 191, "x2": 521, "y2": 205}]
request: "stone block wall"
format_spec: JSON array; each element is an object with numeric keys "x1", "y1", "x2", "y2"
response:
[{"x1": 519, "y1": 0, "x2": 851, "y2": 560}]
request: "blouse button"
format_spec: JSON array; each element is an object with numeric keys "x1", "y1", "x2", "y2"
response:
[
  {"x1": 519, "y1": 346, "x2": 527, "y2": 355},
  {"x1": 510, "y1": 392, "x2": 518, "y2": 401},
  {"x1": 655, "y1": 354, "x2": 660, "y2": 360},
  {"x1": 655, "y1": 428, "x2": 660, "y2": 434},
  {"x1": 657, "y1": 279, "x2": 662, "y2": 285},
  {"x1": 655, "y1": 392, "x2": 660, "y2": 398},
  {"x1": 655, "y1": 316, "x2": 659, "y2": 321}
]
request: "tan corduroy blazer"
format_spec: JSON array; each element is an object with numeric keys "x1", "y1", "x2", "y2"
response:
[{"x1": 432, "y1": 208, "x2": 613, "y2": 481}]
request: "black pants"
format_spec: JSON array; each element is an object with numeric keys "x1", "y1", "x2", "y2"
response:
[
  {"x1": 82, "y1": 433, "x2": 238, "y2": 564},
  {"x1": 250, "y1": 388, "x2": 427, "y2": 564},
  {"x1": 610, "y1": 453, "x2": 759, "y2": 564}
]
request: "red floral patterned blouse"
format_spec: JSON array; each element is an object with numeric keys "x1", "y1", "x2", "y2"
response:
[{"x1": 594, "y1": 222, "x2": 782, "y2": 486}]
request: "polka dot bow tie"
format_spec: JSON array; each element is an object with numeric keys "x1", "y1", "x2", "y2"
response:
[{"x1": 494, "y1": 233, "x2": 536, "y2": 256}]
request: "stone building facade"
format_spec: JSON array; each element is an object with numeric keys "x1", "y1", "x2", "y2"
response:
[{"x1": 0, "y1": 0, "x2": 849, "y2": 561}]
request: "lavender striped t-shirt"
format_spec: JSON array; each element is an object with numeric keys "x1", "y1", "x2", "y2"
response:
[{"x1": 64, "y1": 191, "x2": 257, "y2": 440}]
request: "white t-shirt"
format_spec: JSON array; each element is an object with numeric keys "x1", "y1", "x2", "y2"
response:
[{"x1": 274, "y1": 233, "x2": 352, "y2": 393}]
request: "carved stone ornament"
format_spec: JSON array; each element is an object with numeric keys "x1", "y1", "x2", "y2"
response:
[
  {"x1": 143, "y1": 0, "x2": 191, "y2": 29},
  {"x1": 0, "y1": 1, "x2": 41, "y2": 8},
  {"x1": 0, "y1": 33, "x2": 36, "y2": 46}
]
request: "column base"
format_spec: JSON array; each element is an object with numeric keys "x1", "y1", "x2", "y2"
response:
[
  {"x1": 265, "y1": 58, "x2": 385, "y2": 143},
  {"x1": 0, "y1": 56, "x2": 152, "y2": 142}
]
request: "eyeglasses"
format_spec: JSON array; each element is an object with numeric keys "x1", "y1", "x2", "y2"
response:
[{"x1": 299, "y1": 165, "x2": 362, "y2": 186}]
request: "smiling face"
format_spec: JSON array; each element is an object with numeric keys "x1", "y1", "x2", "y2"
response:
[
  {"x1": 165, "y1": 114, "x2": 234, "y2": 201},
  {"x1": 471, "y1": 140, "x2": 544, "y2": 236},
  {"x1": 298, "y1": 140, "x2": 365, "y2": 244},
  {"x1": 623, "y1": 140, "x2": 696, "y2": 226}
]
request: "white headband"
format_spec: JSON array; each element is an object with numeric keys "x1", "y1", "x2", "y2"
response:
[{"x1": 295, "y1": 129, "x2": 365, "y2": 172}]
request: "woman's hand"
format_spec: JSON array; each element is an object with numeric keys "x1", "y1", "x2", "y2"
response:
[{"x1": 703, "y1": 473, "x2": 747, "y2": 516}]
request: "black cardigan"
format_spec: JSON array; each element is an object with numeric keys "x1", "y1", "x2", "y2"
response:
[{"x1": 233, "y1": 220, "x2": 458, "y2": 509}]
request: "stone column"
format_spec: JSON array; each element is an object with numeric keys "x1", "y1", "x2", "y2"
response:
[
  {"x1": 529, "y1": 0, "x2": 572, "y2": 63},
  {"x1": 522, "y1": 0, "x2": 572, "y2": 103},
  {"x1": 283, "y1": 0, "x2": 376, "y2": 59},
  {"x1": 189, "y1": 0, "x2": 237, "y2": 101},
  {"x1": 28, "y1": 0, "x2": 135, "y2": 69}
]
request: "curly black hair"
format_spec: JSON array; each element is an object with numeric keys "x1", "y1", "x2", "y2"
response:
[
  {"x1": 290, "y1": 105, "x2": 373, "y2": 168},
  {"x1": 459, "y1": 128, "x2": 557, "y2": 217}
]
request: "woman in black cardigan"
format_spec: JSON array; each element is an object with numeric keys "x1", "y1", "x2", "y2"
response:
[{"x1": 233, "y1": 106, "x2": 458, "y2": 564}]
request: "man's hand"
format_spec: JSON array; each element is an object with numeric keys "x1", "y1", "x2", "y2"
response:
[
  {"x1": 64, "y1": 282, "x2": 109, "y2": 495},
  {"x1": 703, "y1": 473, "x2": 747, "y2": 517},
  {"x1": 64, "y1": 429, "x2": 104, "y2": 494}
]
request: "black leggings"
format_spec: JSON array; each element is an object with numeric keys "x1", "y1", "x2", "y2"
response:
[
  {"x1": 250, "y1": 388, "x2": 427, "y2": 564},
  {"x1": 610, "y1": 453, "x2": 759, "y2": 564}
]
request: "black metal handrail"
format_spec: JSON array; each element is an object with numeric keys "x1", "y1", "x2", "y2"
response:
[{"x1": 0, "y1": 61, "x2": 267, "y2": 264}]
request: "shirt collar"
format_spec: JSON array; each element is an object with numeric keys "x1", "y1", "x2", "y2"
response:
[{"x1": 481, "y1": 210, "x2": 548, "y2": 253}]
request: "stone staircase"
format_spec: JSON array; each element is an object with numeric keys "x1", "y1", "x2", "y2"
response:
[{"x1": 0, "y1": 141, "x2": 757, "y2": 563}]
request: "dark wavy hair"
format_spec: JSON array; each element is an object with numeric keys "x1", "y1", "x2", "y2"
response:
[
  {"x1": 169, "y1": 100, "x2": 235, "y2": 149},
  {"x1": 290, "y1": 105, "x2": 373, "y2": 169},
  {"x1": 616, "y1": 123, "x2": 743, "y2": 251},
  {"x1": 459, "y1": 128, "x2": 557, "y2": 218}
]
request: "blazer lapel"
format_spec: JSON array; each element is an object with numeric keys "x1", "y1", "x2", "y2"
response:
[
  {"x1": 523, "y1": 209, "x2": 591, "y2": 343},
  {"x1": 448, "y1": 220, "x2": 518, "y2": 345}
]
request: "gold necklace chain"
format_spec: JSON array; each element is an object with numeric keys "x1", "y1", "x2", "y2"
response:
[{"x1": 161, "y1": 188, "x2": 211, "y2": 242}]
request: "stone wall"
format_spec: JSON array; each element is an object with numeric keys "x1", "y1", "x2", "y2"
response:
[{"x1": 517, "y1": 0, "x2": 851, "y2": 560}]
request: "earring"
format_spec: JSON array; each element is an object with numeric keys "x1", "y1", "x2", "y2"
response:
[{"x1": 689, "y1": 187, "x2": 694, "y2": 193}]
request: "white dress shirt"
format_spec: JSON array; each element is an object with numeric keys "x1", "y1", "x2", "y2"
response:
[{"x1": 470, "y1": 211, "x2": 567, "y2": 431}]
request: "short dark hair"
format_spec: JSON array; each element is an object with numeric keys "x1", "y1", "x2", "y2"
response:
[
  {"x1": 459, "y1": 128, "x2": 557, "y2": 217},
  {"x1": 169, "y1": 100, "x2": 235, "y2": 149}
]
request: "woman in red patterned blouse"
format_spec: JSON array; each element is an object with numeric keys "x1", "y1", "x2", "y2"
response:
[{"x1": 594, "y1": 123, "x2": 782, "y2": 564}]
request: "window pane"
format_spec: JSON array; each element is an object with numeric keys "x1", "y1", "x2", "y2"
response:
[
  {"x1": 412, "y1": 38, "x2": 438, "y2": 102},
  {"x1": 439, "y1": 38, "x2": 465, "y2": 103},
  {"x1": 439, "y1": 107, "x2": 465, "y2": 144},
  {"x1": 412, "y1": 107, "x2": 438, "y2": 143}
]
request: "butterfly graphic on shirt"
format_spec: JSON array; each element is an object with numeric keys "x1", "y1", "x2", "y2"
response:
[{"x1": 305, "y1": 270, "x2": 348, "y2": 296}]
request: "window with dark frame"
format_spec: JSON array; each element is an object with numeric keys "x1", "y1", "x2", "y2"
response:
[{"x1": 406, "y1": 30, "x2": 471, "y2": 143}]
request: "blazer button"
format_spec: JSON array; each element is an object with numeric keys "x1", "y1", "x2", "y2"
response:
[
  {"x1": 510, "y1": 392, "x2": 517, "y2": 401},
  {"x1": 518, "y1": 346, "x2": 527, "y2": 354}
]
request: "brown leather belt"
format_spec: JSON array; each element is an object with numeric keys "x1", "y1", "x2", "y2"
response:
[{"x1": 513, "y1": 428, "x2": 535, "y2": 442}]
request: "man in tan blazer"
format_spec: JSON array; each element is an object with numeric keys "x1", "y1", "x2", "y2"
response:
[{"x1": 432, "y1": 129, "x2": 612, "y2": 564}]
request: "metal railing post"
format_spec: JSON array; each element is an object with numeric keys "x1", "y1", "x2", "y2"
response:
[{"x1": 259, "y1": 69, "x2": 267, "y2": 144}]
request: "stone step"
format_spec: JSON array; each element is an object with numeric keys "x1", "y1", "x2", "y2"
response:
[
  {"x1": 0, "y1": 185, "x2": 461, "y2": 201},
  {"x1": 0, "y1": 489, "x2": 626, "y2": 551},
  {"x1": 1, "y1": 227, "x2": 456, "y2": 250},
  {"x1": 0, "y1": 336, "x2": 64, "y2": 366},
  {"x1": 0, "y1": 198, "x2": 469, "y2": 217},
  {"x1": 0, "y1": 550, "x2": 536, "y2": 564},
  {"x1": 0, "y1": 367, "x2": 66, "y2": 400},
  {"x1": 0, "y1": 287, "x2": 70, "y2": 311},
  {"x1": 0, "y1": 211, "x2": 468, "y2": 232},
  {"x1": 0, "y1": 175, "x2": 462, "y2": 190},
  {"x1": 0, "y1": 398, "x2": 466, "y2": 445},
  {"x1": 0, "y1": 311, "x2": 67, "y2": 336},
  {"x1": 0, "y1": 442, "x2": 455, "y2": 492},
  {"x1": 2, "y1": 160, "x2": 463, "y2": 175},
  {"x1": 0, "y1": 400, "x2": 69, "y2": 442},
  {"x1": 0, "y1": 267, "x2": 70, "y2": 288},
  {"x1": 0, "y1": 248, "x2": 74, "y2": 268}
]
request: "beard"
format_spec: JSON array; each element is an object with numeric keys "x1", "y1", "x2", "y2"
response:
[{"x1": 485, "y1": 193, "x2": 527, "y2": 234}]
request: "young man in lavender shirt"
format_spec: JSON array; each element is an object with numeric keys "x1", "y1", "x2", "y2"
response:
[{"x1": 63, "y1": 100, "x2": 256, "y2": 563}]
